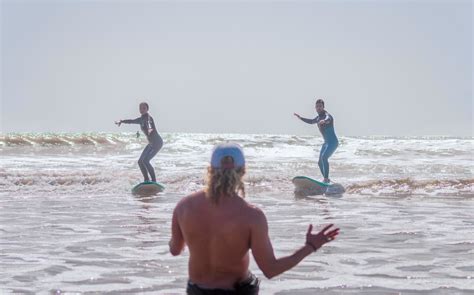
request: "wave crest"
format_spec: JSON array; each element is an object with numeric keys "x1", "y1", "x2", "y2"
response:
[{"x1": 345, "y1": 178, "x2": 473, "y2": 197}]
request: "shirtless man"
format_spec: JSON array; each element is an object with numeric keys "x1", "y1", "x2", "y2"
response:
[{"x1": 169, "y1": 143, "x2": 340, "y2": 294}]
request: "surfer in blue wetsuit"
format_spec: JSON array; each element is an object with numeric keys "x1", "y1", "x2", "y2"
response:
[
  {"x1": 116, "y1": 102, "x2": 163, "y2": 183},
  {"x1": 294, "y1": 99, "x2": 339, "y2": 184}
]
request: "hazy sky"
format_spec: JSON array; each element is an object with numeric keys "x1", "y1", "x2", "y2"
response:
[{"x1": 1, "y1": 0, "x2": 472, "y2": 136}]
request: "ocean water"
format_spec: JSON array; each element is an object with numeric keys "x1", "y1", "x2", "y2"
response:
[{"x1": 1, "y1": 133, "x2": 473, "y2": 294}]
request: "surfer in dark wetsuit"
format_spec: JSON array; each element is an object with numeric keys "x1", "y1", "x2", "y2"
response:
[
  {"x1": 116, "y1": 102, "x2": 163, "y2": 183},
  {"x1": 294, "y1": 99, "x2": 339, "y2": 183}
]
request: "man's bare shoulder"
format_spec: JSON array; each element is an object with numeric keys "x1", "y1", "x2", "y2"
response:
[
  {"x1": 240, "y1": 201, "x2": 266, "y2": 224},
  {"x1": 175, "y1": 190, "x2": 206, "y2": 212}
]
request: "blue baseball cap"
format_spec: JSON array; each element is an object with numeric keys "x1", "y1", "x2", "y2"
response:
[{"x1": 210, "y1": 143, "x2": 245, "y2": 169}]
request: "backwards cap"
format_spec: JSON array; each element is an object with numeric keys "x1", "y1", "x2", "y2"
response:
[{"x1": 210, "y1": 143, "x2": 245, "y2": 169}]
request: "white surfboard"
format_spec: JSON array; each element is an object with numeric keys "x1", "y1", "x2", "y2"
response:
[
  {"x1": 292, "y1": 176, "x2": 345, "y2": 197},
  {"x1": 132, "y1": 181, "x2": 165, "y2": 195}
]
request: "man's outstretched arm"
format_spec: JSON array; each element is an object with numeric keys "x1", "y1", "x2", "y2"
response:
[{"x1": 250, "y1": 208, "x2": 339, "y2": 279}]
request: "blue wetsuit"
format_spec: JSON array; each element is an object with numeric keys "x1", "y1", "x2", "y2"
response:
[
  {"x1": 299, "y1": 111, "x2": 338, "y2": 180},
  {"x1": 122, "y1": 114, "x2": 163, "y2": 182}
]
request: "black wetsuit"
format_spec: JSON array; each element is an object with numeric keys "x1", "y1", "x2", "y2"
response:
[{"x1": 122, "y1": 113, "x2": 163, "y2": 182}]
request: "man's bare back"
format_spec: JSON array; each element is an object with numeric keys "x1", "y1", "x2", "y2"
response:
[{"x1": 171, "y1": 191, "x2": 259, "y2": 288}]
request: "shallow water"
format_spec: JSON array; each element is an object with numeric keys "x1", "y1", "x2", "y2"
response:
[{"x1": 1, "y1": 133, "x2": 473, "y2": 294}]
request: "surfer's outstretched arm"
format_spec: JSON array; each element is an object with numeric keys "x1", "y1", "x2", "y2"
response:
[
  {"x1": 121, "y1": 117, "x2": 142, "y2": 124},
  {"x1": 294, "y1": 113, "x2": 318, "y2": 124},
  {"x1": 115, "y1": 117, "x2": 142, "y2": 126}
]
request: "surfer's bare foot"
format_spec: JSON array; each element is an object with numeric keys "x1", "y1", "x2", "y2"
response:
[{"x1": 323, "y1": 178, "x2": 330, "y2": 183}]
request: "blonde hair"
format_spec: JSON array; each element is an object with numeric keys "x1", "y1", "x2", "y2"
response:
[{"x1": 205, "y1": 165, "x2": 246, "y2": 204}]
